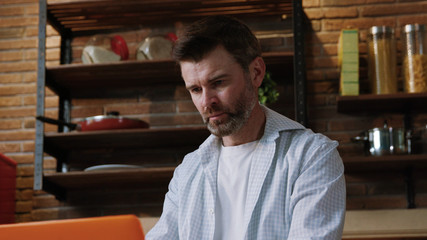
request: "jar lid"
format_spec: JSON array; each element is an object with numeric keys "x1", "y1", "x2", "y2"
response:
[
  {"x1": 404, "y1": 24, "x2": 426, "y2": 33},
  {"x1": 369, "y1": 26, "x2": 394, "y2": 35}
]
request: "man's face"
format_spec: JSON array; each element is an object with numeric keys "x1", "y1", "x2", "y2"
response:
[{"x1": 180, "y1": 45, "x2": 257, "y2": 137}]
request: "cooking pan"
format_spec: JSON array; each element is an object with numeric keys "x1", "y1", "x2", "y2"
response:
[
  {"x1": 352, "y1": 122, "x2": 409, "y2": 156},
  {"x1": 36, "y1": 111, "x2": 149, "y2": 131}
]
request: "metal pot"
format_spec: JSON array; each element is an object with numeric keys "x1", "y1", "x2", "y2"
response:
[
  {"x1": 352, "y1": 122, "x2": 409, "y2": 156},
  {"x1": 36, "y1": 111, "x2": 149, "y2": 131},
  {"x1": 411, "y1": 124, "x2": 427, "y2": 154}
]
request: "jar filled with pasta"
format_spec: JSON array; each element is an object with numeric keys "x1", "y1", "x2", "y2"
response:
[
  {"x1": 368, "y1": 26, "x2": 398, "y2": 94},
  {"x1": 402, "y1": 24, "x2": 427, "y2": 93}
]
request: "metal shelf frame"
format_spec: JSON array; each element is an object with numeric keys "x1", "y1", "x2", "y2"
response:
[{"x1": 34, "y1": 0, "x2": 307, "y2": 191}]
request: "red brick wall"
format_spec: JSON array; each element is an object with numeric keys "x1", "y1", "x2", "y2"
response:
[
  {"x1": 303, "y1": 0, "x2": 427, "y2": 210},
  {"x1": 0, "y1": 0, "x2": 426, "y2": 222},
  {"x1": 1, "y1": 0, "x2": 39, "y2": 222}
]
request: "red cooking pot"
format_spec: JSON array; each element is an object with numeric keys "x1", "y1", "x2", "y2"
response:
[{"x1": 36, "y1": 111, "x2": 149, "y2": 131}]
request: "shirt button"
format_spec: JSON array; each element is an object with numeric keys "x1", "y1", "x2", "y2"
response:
[{"x1": 208, "y1": 209, "x2": 214, "y2": 215}]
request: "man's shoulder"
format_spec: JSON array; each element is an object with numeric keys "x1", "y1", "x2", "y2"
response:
[
  {"x1": 263, "y1": 106, "x2": 305, "y2": 132},
  {"x1": 177, "y1": 134, "x2": 218, "y2": 171},
  {"x1": 263, "y1": 106, "x2": 336, "y2": 147},
  {"x1": 179, "y1": 147, "x2": 202, "y2": 169},
  {"x1": 283, "y1": 128, "x2": 337, "y2": 148}
]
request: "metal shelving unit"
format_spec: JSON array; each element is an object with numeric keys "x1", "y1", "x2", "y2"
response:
[
  {"x1": 34, "y1": 0, "x2": 307, "y2": 198},
  {"x1": 337, "y1": 93, "x2": 427, "y2": 209}
]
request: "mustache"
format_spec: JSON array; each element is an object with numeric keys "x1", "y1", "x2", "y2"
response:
[{"x1": 202, "y1": 105, "x2": 228, "y2": 122}]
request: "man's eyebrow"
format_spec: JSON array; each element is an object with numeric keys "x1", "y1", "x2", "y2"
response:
[
  {"x1": 185, "y1": 84, "x2": 198, "y2": 91},
  {"x1": 207, "y1": 73, "x2": 228, "y2": 83},
  {"x1": 185, "y1": 73, "x2": 229, "y2": 91}
]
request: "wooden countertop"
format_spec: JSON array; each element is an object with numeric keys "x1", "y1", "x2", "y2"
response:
[
  {"x1": 139, "y1": 208, "x2": 427, "y2": 238},
  {"x1": 343, "y1": 208, "x2": 427, "y2": 239}
]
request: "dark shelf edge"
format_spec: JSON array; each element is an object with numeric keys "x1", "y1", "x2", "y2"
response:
[
  {"x1": 46, "y1": 52, "x2": 294, "y2": 99},
  {"x1": 336, "y1": 92, "x2": 427, "y2": 114},
  {"x1": 342, "y1": 154, "x2": 427, "y2": 173},
  {"x1": 47, "y1": 0, "x2": 294, "y2": 37},
  {"x1": 43, "y1": 126, "x2": 210, "y2": 159},
  {"x1": 42, "y1": 167, "x2": 175, "y2": 199},
  {"x1": 43, "y1": 126, "x2": 209, "y2": 140},
  {"x1": 46, "y1": 51, "x2": 294, "y2": 72}
]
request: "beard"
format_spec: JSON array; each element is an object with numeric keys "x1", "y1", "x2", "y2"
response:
[{"x1": 202, "y1": 76, "x2": 257, "y2": 137}]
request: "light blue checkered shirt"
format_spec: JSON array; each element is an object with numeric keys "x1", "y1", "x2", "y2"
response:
[{"x1": 146, "y1": 106, "x2": 346, "y2": 240}]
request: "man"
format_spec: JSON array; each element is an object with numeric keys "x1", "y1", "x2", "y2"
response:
[{"x1": 146, "y1": 15, "x2": 346, "y2": 240}]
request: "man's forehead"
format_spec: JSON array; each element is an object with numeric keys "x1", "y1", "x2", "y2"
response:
[{"x1": 181, "y1": 60, "x2": 228, "y2": 82}]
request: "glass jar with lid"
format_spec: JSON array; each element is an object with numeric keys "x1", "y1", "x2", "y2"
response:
[
  {"x1": 367, "y1": 26, "x2": 398, "y2": 94},
  {"x1": 402, "y1": 24, "x2": 427, "y2": 93}
]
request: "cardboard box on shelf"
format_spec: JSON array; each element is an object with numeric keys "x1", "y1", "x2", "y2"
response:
[{"x1": 338, "y1": 29, "x2": 359, "y2": 96}]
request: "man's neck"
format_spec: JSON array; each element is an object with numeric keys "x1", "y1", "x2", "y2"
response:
[{"x1": 222, "y1": 104, "x2": 266, "y2": 147}]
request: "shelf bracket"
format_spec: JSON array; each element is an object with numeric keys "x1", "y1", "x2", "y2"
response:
[
  {"x1": 60, "y1": 35, "x2": 73, "y2": 65},
  {"x1": 43, "y1": 178, "x2": 67, "y2": 201},
  {"x1": 34, "y1": 0, "x2": 47, "y2": 191},
  {"x1": 56, "y1": 78, "x2": 72, "y2": 173},
  {"x1": 58, "y1": 28, "x2": 73, "y2": 134},
  {"x1": 293, "y1": 0, "x2": 307, "y2": 126},
  {"x1": 404, "y1": 166, "x2": 416, "y2": 209}
]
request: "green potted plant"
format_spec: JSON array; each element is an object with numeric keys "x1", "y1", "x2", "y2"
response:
[{"x1": 258, "y1": 71, "x2": 279, "y2": 104}]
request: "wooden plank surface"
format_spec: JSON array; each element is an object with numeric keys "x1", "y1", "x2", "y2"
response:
[
  {"x1": 337, "y1": 93, "x2": 427, "y2": 113},
  {"x1": 47, "y1": 0, "x2": 293, "y2": 36},
  {"x1": 342, "y1": 154, "x2": 427, "y2": 173},
  {"x1": 343, "y1": 209, "x2": 427, "y2": 239},
  {"x1": 44, "y1": 167, "x2": 175, "y2": 189},
  {"x1": 44, "y1": 126, "x2": 210, "y2": 153},
  {"x1": 46, "y1": 52, "x2": 293, "y2": 98}
]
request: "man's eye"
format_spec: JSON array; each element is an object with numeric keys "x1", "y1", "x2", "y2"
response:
[
  {"x1": 191, "y1": 87, "x2": 202, "y2": 94},
  {"x1": 213, "y1": 80, "x2": 223, "y2": 87}
]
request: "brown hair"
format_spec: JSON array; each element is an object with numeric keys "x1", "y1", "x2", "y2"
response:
[{"x1": 173, "y1": 15, "x2": 261, "y2": 72}]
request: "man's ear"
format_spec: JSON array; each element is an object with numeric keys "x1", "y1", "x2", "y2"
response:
[{"x1": 250, "y1": 56, "x2": 266, "y2": 88}]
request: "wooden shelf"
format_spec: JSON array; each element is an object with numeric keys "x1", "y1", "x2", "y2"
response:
[
  {"x1": 336, "y1": 92, "x2": 427, "y2": 114},
  {"x1": 46, "y1": 60, "x2": 181, "y2": 98},
  {"x1": 43, "y1": 167, "x2": 175, "y2": 199},
  {"x1": 42, "y1": 126, "x2": 209, "y2": 198},
  {"x1": 342, "y1": 154, "x2": 427, "y2": 173},
  {"x1": 35, "y1": 0, "x2": 304, "y2": 199},
  {"x1": 44, "y1": 126, "x2": 210, "y2": 160},
  {"x1": 46, "y1": 52, "x2": 294, "y2": 98},
  {"x1": 43, "y1": 155, "x2": 427, "y2": 199},
  {"x1": 48, "y1": 0, "x2": 293, "y2": 37}
]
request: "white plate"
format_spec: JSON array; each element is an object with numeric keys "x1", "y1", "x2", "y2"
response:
[{"x1": 84, "y1": 164, "x2": 143, "y2": 172}]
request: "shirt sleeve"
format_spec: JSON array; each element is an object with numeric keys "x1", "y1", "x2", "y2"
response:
[
  {"x1": 145, "y1": 167, "x2": 180, "y2": 239},
  {"x1": 287, "y1": 141, "x2": 346, "y2": 240}
]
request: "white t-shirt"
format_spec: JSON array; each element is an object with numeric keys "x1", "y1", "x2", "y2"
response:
[{"x1": 213, "y1": 140, "x2": 259, "y2": 240}]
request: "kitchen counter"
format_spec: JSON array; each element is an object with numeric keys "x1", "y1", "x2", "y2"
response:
[
  {"x1": 343, "y1": 208, "x2": 427, "y2": 239},
  {"x1": 139, "y1": 208, "x2": 427, "y2": 238}
]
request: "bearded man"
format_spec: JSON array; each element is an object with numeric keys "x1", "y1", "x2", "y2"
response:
[{"x1": 146, "y1": 15, "x2": 346, "y2": 240}]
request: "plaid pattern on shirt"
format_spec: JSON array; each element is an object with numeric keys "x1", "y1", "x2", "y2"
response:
[{"x1": 146, "y1": 106, "x2": 346, "y2": 240}]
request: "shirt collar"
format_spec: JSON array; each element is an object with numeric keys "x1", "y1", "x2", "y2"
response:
[
  {"x1": 260, "y1": 105, "x2": 305, "y2": 143},
  {"x1": 199, "y1": 105, "x2": 305, "y2": 149}
]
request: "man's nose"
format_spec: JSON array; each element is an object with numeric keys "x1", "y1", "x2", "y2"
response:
[{"x1": 201, "y1": 89, "x2": 218, "y2": 110}]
